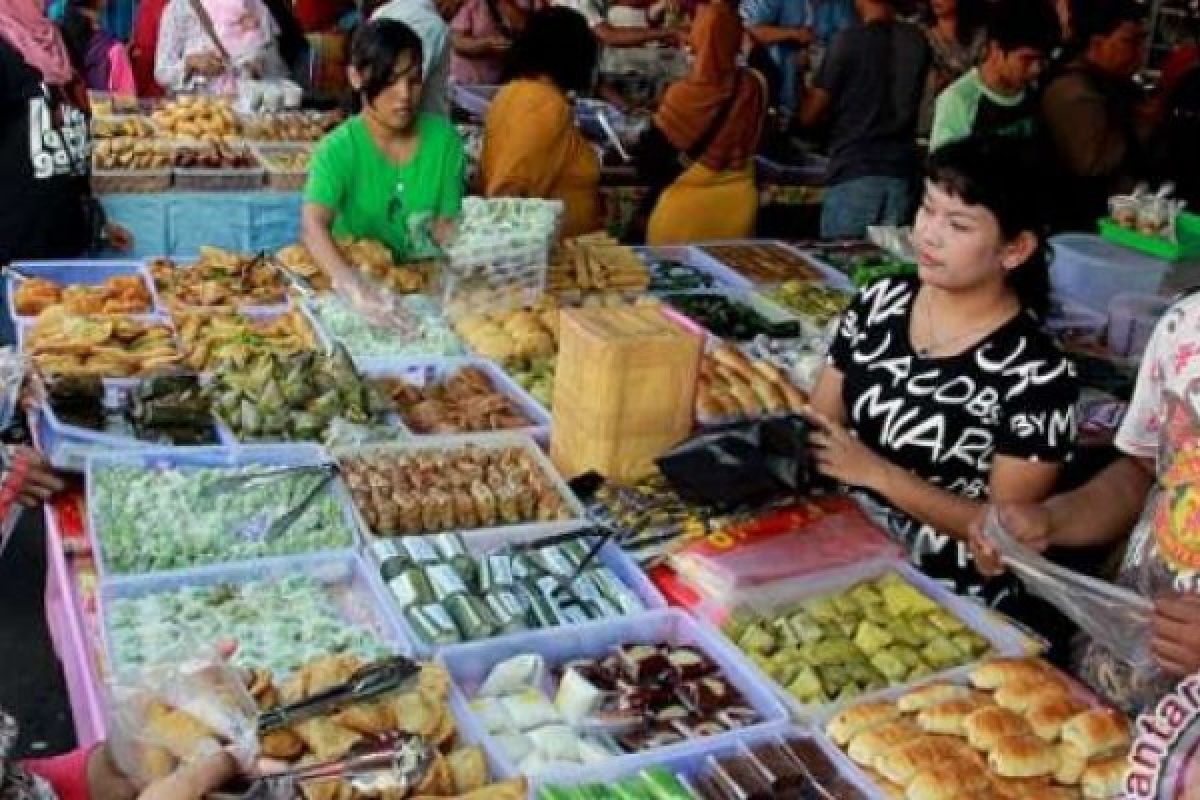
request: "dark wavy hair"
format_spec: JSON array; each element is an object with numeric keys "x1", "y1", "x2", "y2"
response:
[
  {"x1": 926, "y1": 136, "x2": 1053, "y2": 319},
  {"x1": 985, "y1": 0, "x2": 1061, "y2": 55},
  {"x1": 503, "y1": 7, "x2": 598, "y2": 93},
  {"x1": 350, "y1": 18, "x2": 424, "y2": 105}
]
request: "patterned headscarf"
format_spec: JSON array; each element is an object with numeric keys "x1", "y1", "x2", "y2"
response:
[
  {"x1": 0, "y1": 0, "x2": 74, "y2": 85},
  {"x1": 0, "y1": 710, "x2": 59, "y2": 800}
]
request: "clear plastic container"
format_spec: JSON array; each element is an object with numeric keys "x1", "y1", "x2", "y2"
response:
[
  {"x1": 661, "y1": 287, "x2": 807, "y2": 342},
  {"x1": 171, "y1": 142, "x2": 265, "y2": 191},
  {"x1": 331, "y1": 432, "x2": 586, "y2": 543},
  {"x1": 713, "y1": 557, "x2": 1030, "y2": 721},
  {"x1": 1046, "y1": 296, "x2": 1109, "y2": 341},
  {"x1": 85, "y1": 444, "x2": 362, "y2": 579},
  {"x1": 251, "y1": 142, "x2": 312, "y2": 191},
  {"x1": 1108, "y1": 291, "x2": 1171, "y2": 358},
  {"x1": 440, "y1": 609, "x2": 790, "y2": 783},
  {"x1": 363, "y1": 358, "x2": 551, "y2": 440},
  {"x1": 374, "y1": 534, "x2": 666, "y2": 657},
  {"x1": 19, "y1": 312, "x2": 180, "y2": 393},
  {"x1": 1050, "y1": 233, "x2": 1172, "y2": 313},
  {"x1": 99, "y1": 550, "x2": 412, "y2": 681},
  {"x1": 6, "y1": 260, "x2": 161, "y2": 323}
]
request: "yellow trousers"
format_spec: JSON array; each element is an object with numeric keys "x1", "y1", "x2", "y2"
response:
[{"x1": 647, "y1": 162, "x2": 758, "y2": 245}]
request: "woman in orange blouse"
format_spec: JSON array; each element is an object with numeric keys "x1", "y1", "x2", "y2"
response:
[{"x1": 479, "y1": 7, "x2": 601, "y2": 237}]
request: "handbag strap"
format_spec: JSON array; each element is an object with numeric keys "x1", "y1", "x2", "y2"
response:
[
  {"x1": 684, "y1": 69, "x2": 743, "y2": 165},
  {"x1": 186, "y1": 0, "x2": 234, "y2": 64}
]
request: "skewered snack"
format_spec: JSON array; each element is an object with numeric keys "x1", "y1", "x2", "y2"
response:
[
  {"x1": 339, "y1": 444, "x2": 574, "y2": 536},
  {"x1": 377, "y1": 365, "x2": 534, "y2": 434},
  {"x1": 24, "y1": 310, "x2": 180, "y2": 378},
  {"x1": 151, "y1": 248, "x2": 287, "y2": 310},
  {"x1": 14, "y1": 275, "x2": 152, "y2": 317},
  {"x1": 152, "y1": 95, "x2": 239, "y2": 139},
  {"x1": 175, "y1": 309, "x2": 318, "y2": 371},
  {"x1": 700, "y1": 243, "x2": 825, "y2": 283}
]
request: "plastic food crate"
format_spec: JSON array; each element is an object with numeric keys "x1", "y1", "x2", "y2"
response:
[
  {"x1": 85, "y1": 444, "x2": 362, "y2": 579},
  {"x1": 1050, "y1": 233, "x2": 1171, "y2": 313},
  {"x1": 98, "y1": 550, "x2": 411, "y2": 680},
  {"x1": 711, "y1": 556, "x2": 1029, "y2": 721},
  {"x1": 1098, "y1": 211, "x2": 1200, "y2": 262},
  {"x1": 364, "y1": 357, "x2": 551, "y2": 440},
  {"x1": 171, "y1": 143, "x2": 265, "y2": 191},
  {"x1": 6, "y1": 260, "x2": 161, "y2": 323},
  {"x1": 440, "y1": 608, "x2": 790, "y2": 783},
  {"x1": 252, "y1": 142, "x2": 312, "y2": 191},
  {"x1": 369, "y1": 531, "x2": 666, "y2": 657},
  {"x1": 332, "y1": 432, "x2": 586, "y2": 544}
]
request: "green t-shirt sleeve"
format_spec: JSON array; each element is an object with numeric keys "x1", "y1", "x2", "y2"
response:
[
  {"x1": 304, "y1": 128, "x2": 350, "y2": 210},
  {"x1": 437, "y1": 125, "x2": 467, "y2": 219},
  {"x1": 930, "y1": 84, "x2": 973, "y2": 152}
]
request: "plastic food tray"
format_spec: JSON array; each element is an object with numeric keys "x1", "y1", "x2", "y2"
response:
[
  {"x1": 715, "y1": 556, "x2": 1029, "y2": 721},
  {"x1": 158, "y1": 263, "x2": 293, "y2": 318},
  {"x1": 661, "y1": 288, "x2": 806, "y2": 342},
  {"x1": 98, "y1": 550, "x2": 411, "y2": 681},
  {"x1": 170, "y1": 305, "x2": 327, "y2": 369},
  {"x1": 251, "y1": 142, "x2": 312, "y2": 191},
  {"x1": 6, "y1": 259, "x2": 161, "y2": 323},
  {"x1": 364, "y1": 357, "x2": 551, "y2": 440},
  {"x1": 85, "y1": 444, "x2": 363, "y2": 580},
  {"x1": 373, "y1": 531, "x2": 666, "y2": 657},
  {"x1": 171, "y1": 142, "x2": 265, "y2": 191},
  {"x1": 1098, "y1": 212, "x2": 1200, "y2": 262},
  {"x1": 332, "y1": 432, "x2": 586, "y2": 544},
  {"x1": 91, "y1": 168, "x2": 172, "y2": 194},
  {"x1": 700, "y1": 240, "x2": 855, "y2": 291},
  {"x1": 634, "y1": 245, "x2": 751, "y2": 293},
  {"x1": 440, "y1": 609, "x2": 790, "y2": 783},
  {"x1": 532, "y1": 726, "x2": 875, "y2": 799}
]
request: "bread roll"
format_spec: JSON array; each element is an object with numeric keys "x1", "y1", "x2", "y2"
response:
[
  {"x1": 827, "y1": 700, "x2": 902, "y2": 745},
  {"x1": 1026, "y1": 694, "x2": 1086, "y2": 742},
  {"x1": 750, "y1": 377, "x2": 788, "y2": 413},
  {"x1": 970, "y1": 659, "x2": 1052, "y2": 690},
  {"x1": 965, "y1": 707, "x2": 1032, "y2": 751},
  {"x1": 864, "y1": 770, "x2": 908, "y2": 800},
  {"x1": 710, "y1": 345, "x2": 756, "y2": 382},
  {"x1": 905, "y1": 761, "x2": 992, "y2": 800},
  {"x1": 988, "y1": 775, "x2": 1055, "y2": 799},
  {"x1": 987, "y1": 734, "x2": 1059, "y2": 778},
  {"x1": 898, "y1": 682, "x2": 973, "y2": 713},
  {"x1": 1060, "y1": 709, "x2": 1130, "y2": 759},
  {"x1": 1081, "y1": 755, "x2": 1128, "y2": 799},
  {"x1": 848, "y1": 720, "x2": 921, "y2": 766},
  {"x1": 780, "y1": 381, "x2": 809, "y2": 412},
  {"x1": 875, "y1": 736, "x2": 979, "y2": 786},
  {"x1": 917, "y1": 696, "x2": 993, "y2": 736},
  {"x1": 752, "y1": 359, "x2": 785, "y2": 384},
  {"x1": 1052, "y1": 742, "x2": 1086, "y2": 785},
  {"x1": 993, "y1": 676, "x2": 1069, "y2": 713}
]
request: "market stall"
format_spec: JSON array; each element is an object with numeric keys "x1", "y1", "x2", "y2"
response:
[{"x1": 14, "y1": 197, "x2": 1172, "y2": 798}]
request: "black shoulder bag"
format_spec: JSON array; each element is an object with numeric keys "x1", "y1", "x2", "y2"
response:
[{"x1": 628, "y1": 69, "x2": 745, "y2": 243}]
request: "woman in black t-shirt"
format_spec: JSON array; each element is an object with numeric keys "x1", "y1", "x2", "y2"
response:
[{"x1": 807, "y1": 136, "x2": 1078, "y2": 616}]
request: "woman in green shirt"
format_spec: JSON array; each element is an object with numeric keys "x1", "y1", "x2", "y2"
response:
[{"x1": 303, "y1": 18, "x2": 465, "y2": 306}]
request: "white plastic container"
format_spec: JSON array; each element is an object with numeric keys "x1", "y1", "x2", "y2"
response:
[
  {"x1": 1108, "y1": 292, "x2": 1171, "y2": 358},
  {"x1": 1050, "y1": 233, "x2": 1171, "y2": 313}
]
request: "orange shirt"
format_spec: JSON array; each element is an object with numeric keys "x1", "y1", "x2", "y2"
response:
[{"x1": 480, "y1": 78, "x2": 600, "y2": 238}]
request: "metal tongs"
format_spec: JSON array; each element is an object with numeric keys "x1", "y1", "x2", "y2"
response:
[
  {"x1": 505, "y1": 523, "x2": 622, "y2": 603},
  {"x1": 258, "y1": 655, "x2": 421, "y2": 735},
  {"x1": 197, "y1": 462, "x2": 341, "y2": 543},
  {"x1": 209, "y1": 733, "x2": 435, "y2": 800},
  {"x1": 274, "y1": 259, "x2": 319, "y2": 300}
]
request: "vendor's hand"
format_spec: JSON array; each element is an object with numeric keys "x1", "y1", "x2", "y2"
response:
[
  {"x1": 185, "y1": 52, "x2": 227, "y2": 78},
  {"x1": 138, "y1": 751, "x2": 239, "y2": 800},
  {"x1": 967, "y1": 503, "x2": 1053, "y2": 577},
  {"x1": 14, "y1": 446, "x2": 64, "y2": 506},
  {"x1": 804, "y1": 410, "x2": 891, "y2": 491},
  {"x1": 105, "y1": 223, "x2": 133, "y2": 253},
  {"x1": 1152, "y1": 593, "x2": 1200, "y2": 677}
]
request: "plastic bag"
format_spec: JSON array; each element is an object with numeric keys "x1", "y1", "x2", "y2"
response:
[
  {"x1": 656, "y1": 415, "x2": 823, "y2": 511},
  {"x1": 107, "y1": 647, "x2": 260, "y2": 789},
  {"x1": 979, "y1": 506, "x2": 1156, "y2": 671}
]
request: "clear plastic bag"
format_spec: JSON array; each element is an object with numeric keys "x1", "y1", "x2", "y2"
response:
[
  {"x1": 107, "y1": 647, "x2": 260, "y2": 789},
  {"x1": 979, "y1": 506, "x2": 1156, "y2": 671}
]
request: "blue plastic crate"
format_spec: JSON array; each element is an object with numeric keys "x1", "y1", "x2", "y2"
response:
[
  {"x1": 373, "y1": 533, "x2": 666, "y2": 657},
  {"x1": 6, "y1": 259, "x2": 160, "y2": 323},
  {"x1": 440, "y1": 609, "x2": 790, "y2": 783},
  {"x1": 85, "y1": 444, "x2": 364, "y2": 580}
]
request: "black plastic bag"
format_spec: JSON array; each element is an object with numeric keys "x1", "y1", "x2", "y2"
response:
[{"x1": 655, "y1": 415, "x2": 820, "y2": 511}]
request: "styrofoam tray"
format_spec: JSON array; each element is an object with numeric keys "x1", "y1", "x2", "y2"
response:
[
  {"x1": 6, "y1": 260, "x2": 162, "y2": 323},
  {"x1": 440, "y1": 609, "x2": 791, "y2": 783},
  {"x1": 533, "y1": 726, "x2": 877, "y2": 800},
  {"x1": 98, "y1": 550, "x2": 411, "y2": 681},
  {"x1": 363, "y1": 358, "x2": 551, "y2": 441},
  {"x1": 711, "y1": 556, "x2": 1029, "y2": 722},
  {"x1": 369, "y1": 531, "x2": 665, "y2": 657},
  {"x1": 84, "y1": 444, "x2": 363, "y2": 580},
  {"x1": 331, "y1": 432, "x2": 586, "y2": 545}
]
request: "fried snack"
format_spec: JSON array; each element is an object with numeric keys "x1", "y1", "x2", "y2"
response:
[
  {"x1": 700, "y1": 243, "x2": 824, "y2": 283},
  {"x1": 276, "y1": 243, "x2": 333, "y2": 291},
  {"x1": 93, "y1": 138, "x2": 172, "y2": 170},
  {"x1": 549, "y1": 233, "x2": 650, "y2": 293},
  {"x1": 25, "y1": 310, "x2": 180, "y2": 378},
  {"x1": 904, "y1": 760, "x2": 992, "y2": 800},
  {"x1": 696, "y1": 343, "x2": 809, "y2": 425},
  {"x1": 175, "y1": 309, "x2": 317, "y2": 371},
  {"x1": 453, "y1": 301, "x2": 561, "y2": 364},
  {"x1": 15, "y1": 275, "x2": 153, "y2": 317},
  {"x1": 241, "y1": 111, "x2": 342, "y2": 142},
  {"x1": 92, "y1": 115, "x2": 156, "y2": 139},
  {"x1": 335, "y1": 237, "x2": 426, "y2": 294},
  {"x1": 261, "y1": 728, "x2": 306, "y2": 760},
  {"x1": 992, "y1": 674, "x2": 1070, "y2": 713},
  {"x1": 847, "y1": 720, "x2": 921, "y2": 767},
  {"x1": 332, "y1": 700, "x2": 393, "y2": 736},
  {"x1": 970, "y1": 659, "x2": 1055, "y2": 691},
  {"x1": 898, "y1": 683, "x2": 975, "y2": 714},
  {"x1": 152, "y1": 95, "x2": 239, "y2": 139},
  {"x1": 293, "y1": 717, "x2": 362, "y2": 760},
  {"x1": 1025, "y1": 694, "x2": 1086, "y2": 742},
  {"x1": 378, "y1": 365, "x2": 534, "y2": 434},
  {"x1": 152, "y1": 249, "x2": 287, "y2": 311},
  {"x1": 446, "y1": 747, "x2": 488, "y2": 793},
  {"x1": 144, "y1": 701, "x2": 221, "y2": 760},
  {"x1": 1060, "y1": 708, "x2": 1130, "y2": 759},
  {"x1": 965, "y1": 707, "x2": 1033, "y2": 752},
  {"x1": 917, "y1": 696, "x2": 994, "y2": 737}
]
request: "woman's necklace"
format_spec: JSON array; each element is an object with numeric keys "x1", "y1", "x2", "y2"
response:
[{"x1": 916, "y1": 291, "x2": 1016, "y2": 358}]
